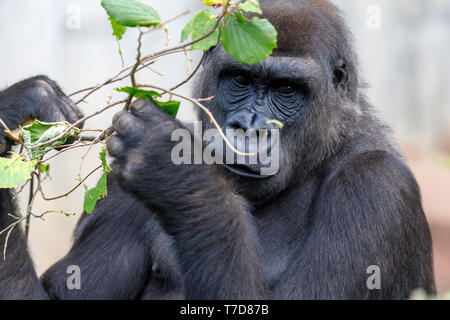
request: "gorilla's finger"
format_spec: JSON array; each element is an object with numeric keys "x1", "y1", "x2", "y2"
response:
[
  {"x1": 130, "y1": 99, "x2": 155, "y2": 122},
  {"x1": 106, "y1": 135, "x2": 125, "y2": 158},
  {"x1": 112, "y1": 111, "x2": 143, "y2": 137}
]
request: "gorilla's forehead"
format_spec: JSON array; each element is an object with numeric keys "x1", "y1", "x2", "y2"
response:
[{"x1": 212, "y1": 48, "x2": 323, "y2": 83}]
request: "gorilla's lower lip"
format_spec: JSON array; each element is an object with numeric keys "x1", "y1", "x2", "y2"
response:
[{"x1": 221, "y1": 164, "x2": 274, "y2": 180}]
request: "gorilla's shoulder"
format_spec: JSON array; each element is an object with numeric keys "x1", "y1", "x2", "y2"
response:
[{"x1": 326, "y1": 150, "x2": 420, "y2": 198}]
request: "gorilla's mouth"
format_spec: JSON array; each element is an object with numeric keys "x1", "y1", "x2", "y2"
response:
[{"x1": 221, "y1": 164, "x2": 274, "y2": 179}]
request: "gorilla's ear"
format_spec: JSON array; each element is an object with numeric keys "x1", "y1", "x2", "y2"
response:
[{"x1": 332, "y1": 58, "x2": 350, "y2": 94}]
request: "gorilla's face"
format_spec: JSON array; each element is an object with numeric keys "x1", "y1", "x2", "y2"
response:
[
  {"x1": 195, "y1": 0, "x2": 360, "y2": 202},
  {"x1": 215, "y1": 51, "x2": 322, "y2": 176},
  {"x1": 197, "y1": 48, "x2": 328, "y2": 201}
]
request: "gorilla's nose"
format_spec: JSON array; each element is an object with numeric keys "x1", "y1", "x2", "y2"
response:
[
  {"x1": 224, "y1": 111, "x2": 269, "y2": 132},
  {"x1": 221, "y1": 111, "x2": 276, "y2": 166},
  {"x1": 223, "y1": 111, "x2": 275, "y2": 151}
]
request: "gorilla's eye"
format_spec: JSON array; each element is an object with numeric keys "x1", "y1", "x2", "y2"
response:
[
  {"x1": 277, "y1": 85, "x2": 296, "y2": 95},
  {"x1": 233, "y1": 75, "x2": 250, "y2": 86}
]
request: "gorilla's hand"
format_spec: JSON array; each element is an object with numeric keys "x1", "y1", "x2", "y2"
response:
[
  {"x1": 0, "y1": 76, "x2": 83, "y2": 155},
  {"x1": 107, "y1": 99, "x2": 190, "y2": 207}
]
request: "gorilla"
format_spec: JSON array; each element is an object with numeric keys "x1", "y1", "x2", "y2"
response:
[{"x1": 0, "y1": 0, "x2": 435, "y2": 299}]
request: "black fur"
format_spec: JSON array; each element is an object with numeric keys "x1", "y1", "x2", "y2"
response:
[
  {"x1": 0, "y1": 75, "x2": 80, "y2": 299},
  {"x1": 0, "y1": 0, "x2": 435, "y2": 299}
]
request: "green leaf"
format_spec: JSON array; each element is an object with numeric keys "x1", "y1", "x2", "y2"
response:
[
  {"x1": 202, "y1": 0, "x2": 224, "y2": 6},
  {"x1": 83, "y1": 172, "x2": 108, "y2": 214},
  {"x1": 155, "y1": 100, "x2": 180, "y2": 118},
  {"x1": 40, "y1": 164, "x2": 50, "y2": 173},
  {"x1": 101, "y1": 0, "x2": 161, "y2": 27},
  {"x1": 240, "y1": 0, "x2": 262, "y2": 14},
  {"x1": 221, "y1": 13, "x2": 277, "y2": 65},
  {"x1": 99, "y1": 147, "x2": 112, "y2": 173},
  {"x1": 115, "y1": 87, "x2": 180, "y2": 118},
  {"x1": 109, "y1": 17, "x2": 127, "y2": 40},
  {"x1": 40, "y1": 163, "x2": 51, "y2": 180},
  {"x1": 0, "y1": 153, "x2": 37, "y2": 189},
  {"x1": 181, "y1": 20, "x2": 193, "y2": 43},
  {"x1": 181, "y1": 10, "x2": 219, "y2": 51},
  {"x1": 20, "y1": 120, "x2": 81, "y2": 160},
  {"x1": 115, "y1": 87, "x2": 161, "y2": 100}
]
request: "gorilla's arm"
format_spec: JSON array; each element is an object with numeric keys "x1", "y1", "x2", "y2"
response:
[
  {"x1": 272, "y1": 151, "x2": 435, "y2": 299},
  {"x1": 40, "y1": 176, "x2": 157, "y2": 299},
  {"x1": 0, "y1": 191, "x2": 47, "y2": 299},
  {"x1": 107, "y1": 100, "x2": 267, "y2": 299},
  {"x1": 0, "y1": 76, "x2": 82, "y2": 299}
]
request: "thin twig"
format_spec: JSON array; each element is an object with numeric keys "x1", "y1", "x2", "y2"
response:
[
  {"x1": 12, "y1": 180, "x2": 30, "y2": 200},
  {"x1": 170, "y1": 51, "x2": 206, "y2": 91},
  {"x1": 147, "y1": 66, "x2": 165, "y2": 77},
  {"x1": 0, "y1": 217, "x2": 25, "y2": 238},
  {"x1": 39, "y1": 165, "x2": 102, "y2": 201},
  {"x1": 28, "y1": 99, "x2": 127, "y2": 151},
  {"x1": 78, "y1": 127, "x2": 110, "y2": 177},
  {"x1": 40, "y1": 141, "x2": 92, "y2": 163},
  {"x1": 0, "y1": 118, "x2": 20, "y2": 143},
  {"x1": 24, "y1": 176, "x2": 34, "y2": 240},
  {"x1": 196, "y1": 96, "x2": 215, "y2": 102},
  {"x1": 70, "y1": 61, "x2": 155, "y2": 103},
  {"x1": 143, "y1": 9, "x2": 191, "y2": 35},
  {"x1": 184, "y1": 48, "x2": 192, "y2": 74},
  {"x1": 3, "y1": 221, "x2": 19, "y2": 260},
  {"x1": 124, "y1": 29, "x2": 145, "y2": 110}
]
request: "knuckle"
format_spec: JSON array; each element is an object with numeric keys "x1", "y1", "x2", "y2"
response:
[
  {"x1": 112, "y1": 111, "x2": 134, "y2": 129},
  {"x1": 130, "y1": 99, "x2": 152, "y2": 112},
  {"x1": 106, "y1": 135, "x2": 124, "y2": 156}
]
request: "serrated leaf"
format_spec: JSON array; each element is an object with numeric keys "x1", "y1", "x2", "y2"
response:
[
  {"x1": 83, "y1": 172, "x2": 108, "y2": 214},
  {"x1": 221, "y1": 13, "x2": 277, "y2": 65},
  {"x1": 99, "y1": 147, "x2": 112, "y2": 173},
  {"x1": 181, "y1": 10, "x2": 219, "y2": 51},
  {"x1": 240, "y1": 0, "x2": 262, "y2": 14},
  {"x1": 0, "y1": 153, "x2": 36, "y2": 189},
  {"x1": 101, "y1": 0, "x2": 161, "y2": 27},
  {"x1": 109, "y1": 17, "x2": 127, "y2": 40},
  {"x1": 20, "y1": 120, "x2": 81, "y2": 160},
  {"x1": 155, "y1": 100, "x2": 180, "y2": 118}
]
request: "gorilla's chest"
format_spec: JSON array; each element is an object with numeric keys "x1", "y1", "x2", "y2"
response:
[{"x1": 255, "y1": 185, "x2": 315, "y2": 289}]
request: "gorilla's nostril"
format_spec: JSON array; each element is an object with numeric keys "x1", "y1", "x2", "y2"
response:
[
  {"x1": 250, "y1": 113, "x2": 257, "y2": 127},
  {"x1": 226, "y1": 119, "x2": 242, "y2": 131},
  {"x1": 225, "y1": 112, "x2": 268, "y2": 132}
]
